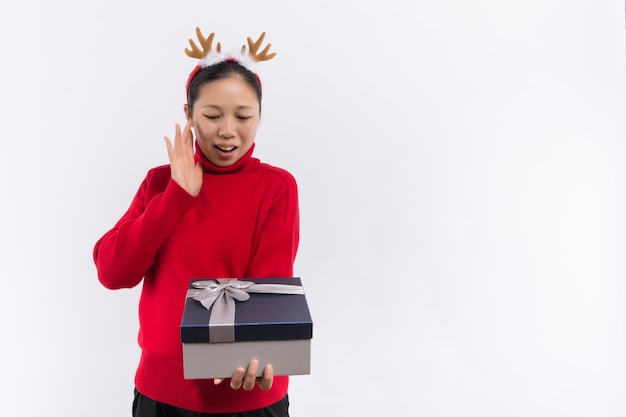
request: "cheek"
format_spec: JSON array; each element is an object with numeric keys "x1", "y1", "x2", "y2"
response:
[
  {"x1": 193, "y1": 120, "x2": 214, "y2": 138},
  {"x1": 241, "y1": 123, "x2": 259, "y2": 140}
]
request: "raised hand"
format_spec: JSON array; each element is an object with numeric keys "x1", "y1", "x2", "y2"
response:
[{"x1": 164, "y1": 121, "x2": 203, "y2": 197}]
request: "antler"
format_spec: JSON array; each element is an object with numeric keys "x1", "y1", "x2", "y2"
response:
[
  {"x1": 185, "y1": 27, "x2": 221, "y2": 59},
  {"x1": 241, "y1": 32, "x2": 276, "y2": 62}
]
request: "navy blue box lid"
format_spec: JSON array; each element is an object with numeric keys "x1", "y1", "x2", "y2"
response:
[{"x1": 181, "y1": 277, "x2": 313, "y2": 343}]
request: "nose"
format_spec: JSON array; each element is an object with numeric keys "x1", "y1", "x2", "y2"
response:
[{"x1": 218, "y1": 116, "x2": 235, "y2": 138}]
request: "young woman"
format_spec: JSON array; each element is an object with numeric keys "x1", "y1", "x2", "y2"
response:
[{"x1": 93, "y1": 29, "x2": 299, "y2": 416}]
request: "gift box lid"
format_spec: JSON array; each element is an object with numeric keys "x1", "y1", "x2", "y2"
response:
[{"x1": 181, "y1": 277, "x2": 313, "y2": 343}]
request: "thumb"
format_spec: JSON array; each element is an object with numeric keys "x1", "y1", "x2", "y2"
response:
[{"x1": 163, "y1": 136, "x2": 173, "y2": 152}]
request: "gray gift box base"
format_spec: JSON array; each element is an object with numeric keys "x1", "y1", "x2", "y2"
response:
[{"x1": 183, "y1": 339, "x2": 311, "y2": 379}]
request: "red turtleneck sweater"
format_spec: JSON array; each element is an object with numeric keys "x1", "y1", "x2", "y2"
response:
[{"x1": 93, "y1": 143, "x2": 299, "y2": 413}]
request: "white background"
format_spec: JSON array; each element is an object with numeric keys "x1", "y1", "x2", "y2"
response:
[{"x1": 1, "y1": 1, "x2": 625, "y2": 416}]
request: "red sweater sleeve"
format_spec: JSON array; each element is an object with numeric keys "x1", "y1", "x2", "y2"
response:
[
  {"x1": 245, "y1": 169, "x2": 300, "y2": 278},
  {"x1": 93, "y1": 169, "x2": 197, "y2": 289}
]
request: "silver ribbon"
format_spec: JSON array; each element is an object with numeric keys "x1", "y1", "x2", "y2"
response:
[{"x1": 186, "y1": 278, "x2": 304, "y2": 343}]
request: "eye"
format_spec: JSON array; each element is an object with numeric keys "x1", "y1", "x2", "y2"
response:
[
  {"x1": 237, "y1": 116, "x2": 253, "y2": 121},
  {"x1": 204, "y1": 115, "x2": 219, "y2": 120}
]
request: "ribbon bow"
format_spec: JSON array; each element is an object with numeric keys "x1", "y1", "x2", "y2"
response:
[{"x1": 186, "y1": 278, "x2": 304, "y2": 343}]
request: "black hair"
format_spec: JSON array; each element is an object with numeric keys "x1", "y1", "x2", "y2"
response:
[{"x1": 187, "y1": 60, "x2": 262, "y2": 114}]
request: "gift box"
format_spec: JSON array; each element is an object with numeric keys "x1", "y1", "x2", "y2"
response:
[{"x1": 180, "y1": 277, "x2": 313, "y2": 379}]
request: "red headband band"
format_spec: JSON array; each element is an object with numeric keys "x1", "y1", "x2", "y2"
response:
[{"x1": 185, "y1": 59, "x2": 263, "y2": 103}]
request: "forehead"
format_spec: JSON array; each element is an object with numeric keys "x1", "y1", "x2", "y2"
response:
[{"x1": 196, "y1": 76, "x2": 259, "y2": 104}]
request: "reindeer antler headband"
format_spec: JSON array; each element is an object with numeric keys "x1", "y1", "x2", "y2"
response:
[{"x1": 185, "y1": 27, "x2": 276, "y2": 96}]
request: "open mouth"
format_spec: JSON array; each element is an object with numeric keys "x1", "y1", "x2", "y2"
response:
[{"x1": 215, "y1": 145, "x2": 237, "y2": 153}]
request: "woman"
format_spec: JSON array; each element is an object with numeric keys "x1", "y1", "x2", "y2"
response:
[{"x1": 93, "y1": 29, "x2": 299, "y2": 416}]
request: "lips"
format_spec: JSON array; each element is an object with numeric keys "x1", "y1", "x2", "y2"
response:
[{"x1": 215, "y1": 145, "x2": 237, "y2": 153}]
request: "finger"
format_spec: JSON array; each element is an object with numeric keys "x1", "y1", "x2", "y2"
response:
[
  {"x1": 181, "y1": 120, "x2": 193, "y2": 147},
  {"x1": 243, "y1": 360, "x2": 259, "y2": 391},
  {"x1": 230, "y1": 367, "x2": 245, "y2": 390},
  {"x1": 258, "y1": 364, "x2": 274, "y2": 391},
  {"x1": 163, "y1": 137, "x2": 174, "y2": 158},
  {"x1": 173, "y1": 123, "x2": 182, "y2": 150},
  {"x1": 213, "y1": 378, "x2": 223, "y2": 385}
]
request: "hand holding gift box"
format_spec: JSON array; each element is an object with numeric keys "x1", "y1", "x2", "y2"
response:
[
  {"x1": 181, "y1": 278, "x2": 313, "y2": 380},
  {"x1": 214, "y1": 358, "x2": 274, "y2": 390}
]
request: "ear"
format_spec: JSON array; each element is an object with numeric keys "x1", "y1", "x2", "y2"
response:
[{"x1": 184, "y1": 104, "x2": 191, "y2": 121}]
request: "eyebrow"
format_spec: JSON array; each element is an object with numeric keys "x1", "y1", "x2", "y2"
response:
[{"x1": 200, "y1": 104, "x2": 257, "y2": 110}]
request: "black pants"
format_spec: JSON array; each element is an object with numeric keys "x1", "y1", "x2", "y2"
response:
[{"x1": 132, "y1": 389, "x2": 289, "y2": 417}]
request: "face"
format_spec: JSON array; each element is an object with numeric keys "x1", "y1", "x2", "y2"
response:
[{"x1": 186, "y1": 76, "x2": 260, "y2": 167}]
